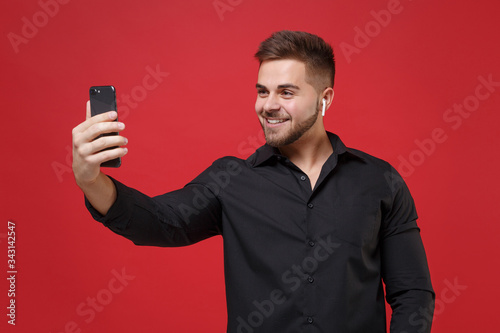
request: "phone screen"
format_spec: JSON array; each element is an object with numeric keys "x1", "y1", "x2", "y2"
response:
[{"x1": 89, "y1": 85, "x2": 121, "y2": 168}]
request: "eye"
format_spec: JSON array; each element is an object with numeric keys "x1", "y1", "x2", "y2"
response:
[
  {"x1": 257, "y1": 90, "x2": 268, "y2": 97},
  {"x1": 281, "y1": 90, "x2": 293, "y2": 97}
]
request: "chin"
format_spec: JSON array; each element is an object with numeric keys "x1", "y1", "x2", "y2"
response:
[{"x1": 265, "y1": 131, "x2": 299, "y2": 147}]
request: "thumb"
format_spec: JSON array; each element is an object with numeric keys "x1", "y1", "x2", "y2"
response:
[{"x1": 86, "y1": 100, "x2": 91, "y2": 120}]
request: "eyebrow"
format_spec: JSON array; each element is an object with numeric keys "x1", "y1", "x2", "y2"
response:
[{"x1": 256, "y1": 83, "x2": 300, "y2": 90}]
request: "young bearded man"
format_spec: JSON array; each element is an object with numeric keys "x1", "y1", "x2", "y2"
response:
[{"x1": 72, "y1": 30, "x2": 435, "y2": 332}]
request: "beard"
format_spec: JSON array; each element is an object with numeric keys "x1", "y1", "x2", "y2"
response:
[{"x1": 261, "y1": 102, "x2": 320, "y2": 147}]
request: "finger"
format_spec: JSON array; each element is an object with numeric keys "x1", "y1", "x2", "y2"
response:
[
  {"x1": 89, "y1": 135, "x2": 128, "y2": 154},
  {"x1": 85, "y1": 121, "x2": 125, "y2": 143},
  {"x1": 74, "y1": 134, "x2": 127, "y2": 161},
  {"x1": 87, "y1": 147, "x2": 128, "y2": 166},
  {"x1": 86, "y1": 100, "x2": 91, "y2": 120},
  {"x1": 73, "y1": 110, "x2": 119, "y2": 135},
  {"x1": 85, "y1": 100, "x2": 117, "y2": 120}
]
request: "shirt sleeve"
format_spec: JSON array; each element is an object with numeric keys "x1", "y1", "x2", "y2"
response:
[
  {"x1": 381, "y1": 166, "x2": 435, "y2": 333},
  {"x1": 84, "y1": 162, "x2": 225, "y2": 247}
]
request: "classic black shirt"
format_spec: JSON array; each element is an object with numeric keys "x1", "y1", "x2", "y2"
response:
[{"x1": 86, "y1": 132, "x2": 434, "y2": 332}]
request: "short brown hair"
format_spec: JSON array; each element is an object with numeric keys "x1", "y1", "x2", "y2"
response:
[{"x1": 254, "y1": 30, "x2": 335, "y2": 92}]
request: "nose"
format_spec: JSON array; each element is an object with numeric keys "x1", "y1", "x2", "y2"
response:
[{"x1": 262, "y1": 93, "x2": 281, "y2": 113}]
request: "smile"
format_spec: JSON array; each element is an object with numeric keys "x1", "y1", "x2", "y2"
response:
[{"x1": 267, "y1": 119, "x2": 287, "y2": 124}]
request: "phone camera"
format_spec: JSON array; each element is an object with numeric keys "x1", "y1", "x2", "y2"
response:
[{"x1": 90, "y1": 88, "x2": 97, "y2": 95}]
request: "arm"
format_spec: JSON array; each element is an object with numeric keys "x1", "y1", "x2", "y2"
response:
[
  {"x1": 85, "y1": 177, "x2": 222, "y2": 247},
  {"x1": 73, "y1": 101, "x2": 223, "y2": 246},
  {"x1": 72, "y1": 100, "x2": 128, "y2": 215},
  {"x1": 381, "y1": 167, "x2": 435, "y2": 333}
]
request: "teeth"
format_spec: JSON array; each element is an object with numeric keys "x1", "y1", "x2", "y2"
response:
[{"x1": 268, "y1": 119, "x2": 286, "y2": 124}]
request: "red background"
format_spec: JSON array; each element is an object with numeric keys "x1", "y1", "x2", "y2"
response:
[{"x1": 1, "y1": 0, "x2": 499, "y2": 332}]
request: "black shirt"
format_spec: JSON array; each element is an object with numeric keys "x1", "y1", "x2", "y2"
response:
[{"x1": 86, "y1": 132, "x2": 434, "y2": 332}]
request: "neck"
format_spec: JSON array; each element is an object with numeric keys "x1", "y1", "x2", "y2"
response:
[{"x1": 278, "y1": 127, "x2": 333, "y2": 172}]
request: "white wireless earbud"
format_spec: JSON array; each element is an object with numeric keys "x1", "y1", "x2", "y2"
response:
[{"x1": 322, "y1": 98, "x2": 326, "y2": 117}]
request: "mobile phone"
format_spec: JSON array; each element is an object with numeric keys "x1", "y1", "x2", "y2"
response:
[{"x1": 89, "y1": 85, "x2": 121, "y2": 168}]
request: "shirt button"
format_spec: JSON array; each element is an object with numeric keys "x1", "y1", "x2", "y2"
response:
[
  {"x1": 300, "y1": 175, "x2": 307, "y2": 181},
  {"x1": 308, "y1": 241, "x2": 315, "y2": 247},
  {"x1": 307, "y1": 316, "x2": 314, "y2": 324},
  {"x1": 307, "y1": 203, "x2": 314, "y2": 209},
  {"x1": 307, "y1": 276, "x2": 314, "y2": 283}
]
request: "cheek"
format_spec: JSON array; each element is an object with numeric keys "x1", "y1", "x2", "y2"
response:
[
  {"x1": 255, "y1": 98, "x2": 263, "y2": 113},
  {"x1": 292, "y1": 100, "x2": 316, "y2": 118},
  {"x1": 282, "y1": 100, "x2": 298, "y2": 118}
]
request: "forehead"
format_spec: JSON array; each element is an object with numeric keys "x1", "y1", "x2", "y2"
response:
[{"x1": 257, "y1": 59, "x2": 309, "y2": 87}]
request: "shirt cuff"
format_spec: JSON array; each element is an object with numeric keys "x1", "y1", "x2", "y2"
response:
[{"x1": 84, "y1": 176, "x2": 133, "y2": 231}]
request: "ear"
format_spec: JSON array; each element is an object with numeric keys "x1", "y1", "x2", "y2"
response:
[{"x1": 321, "y1": 88, "x2": 334, "y2": 109}]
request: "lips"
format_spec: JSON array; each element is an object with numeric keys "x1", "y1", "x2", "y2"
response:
[
  {"x1": 265, "y1": 118, "x2": 289, "y2": 128},
  {"x1": 267, "y1": 119, "x2": 286, "y2": 124}
]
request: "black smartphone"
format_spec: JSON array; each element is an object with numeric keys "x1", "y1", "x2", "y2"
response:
[{"x1": 89, "y1": 85, "x2": 121, "y2": 168}]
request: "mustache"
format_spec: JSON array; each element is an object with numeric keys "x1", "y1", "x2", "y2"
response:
[{"x1": 262, "y1": 112, "x2": 290, "y2": 119}]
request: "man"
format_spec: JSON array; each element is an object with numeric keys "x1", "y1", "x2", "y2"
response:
[{"x1": 73, "y1": 30, "x2": 435, "y2": 332}]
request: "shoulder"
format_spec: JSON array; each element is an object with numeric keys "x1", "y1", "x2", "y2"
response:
[
  {"x1": 328, "y1": 131, "x2": 395, "y2": 175},
  {"x1": 210, "y1": 156, "x2": 248, "y2": 172},
  {"x1": 344, "y1": 147, "x2": 394, "y2": 174},
  {"x1": 343, "y1": 146, "x2": 408, "y2": 197},
  {"x1": 188, "y1": 156, "x2": 247, "y2": 185}
]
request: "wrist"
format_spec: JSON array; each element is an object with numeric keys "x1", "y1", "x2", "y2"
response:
[
  {"x1": 75, "y1": 173, "x2": 99, "y2": 191},
  {"x1": 77, "y1": 172, "x2": 117, "y2": 216}
]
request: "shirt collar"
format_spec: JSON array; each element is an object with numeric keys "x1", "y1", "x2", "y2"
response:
[{"x1": 247, "y1": 131, "x2": 364, "y2": 167}]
